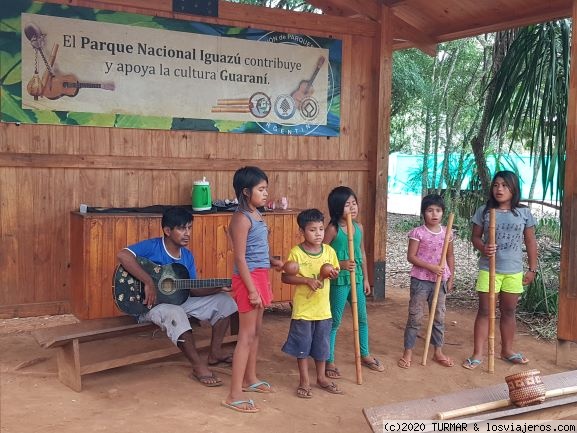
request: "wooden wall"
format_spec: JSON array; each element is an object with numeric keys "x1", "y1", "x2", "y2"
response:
[{"x1": 0, "y1": 0, "x2": 386, "y2": 318}]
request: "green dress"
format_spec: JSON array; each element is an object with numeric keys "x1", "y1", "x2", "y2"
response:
[{"x1": 328, "y1": 221, "x2": 370, "y2": 361}]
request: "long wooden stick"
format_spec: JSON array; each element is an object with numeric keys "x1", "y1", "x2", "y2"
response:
[
  {"x1": 436, "y1": 385, "x2": 577, "y2": 420},
  {"x1": 346, "y1": 212, "x2": 362, "y2": 385},
  {"x1": 488, "y1": 208, "x2": 496, "y2": 373},
  {"x1": 41, "y1": 43, "x2": 59, "y2": 95},
  {"x1": 422, "y1": 213, "x2": 454, "y2": 365}
]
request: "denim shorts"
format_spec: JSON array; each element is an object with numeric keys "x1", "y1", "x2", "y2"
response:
[{"x1": 281, "y1": 318, "x2": 332, "y2": 361}]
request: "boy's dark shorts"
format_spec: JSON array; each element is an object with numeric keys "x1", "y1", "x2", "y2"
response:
[{"x1": 282, "y1": 318, "x2": 332, "y2": 361}]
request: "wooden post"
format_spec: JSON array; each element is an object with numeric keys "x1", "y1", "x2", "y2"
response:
[
  {"x1": 488, "y1": 208, "x2": 496, "y2": 373},
  {"x1": 558, "y1": 0, "x2": 577, "y2": 349},
  {"x1": 422, "y1": 213, "x2": 454, "y2": 365},
  {"x1": 371, "y1": 4, "x2": 393, "y2": 300},
  {"x1": 346, "y1": 212, "x2": 363, "y2": 385}
]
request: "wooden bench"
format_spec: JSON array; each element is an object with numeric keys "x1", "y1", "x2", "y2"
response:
[{"x1": 32, "y1": 314, "x2": 238, "y2": 392}]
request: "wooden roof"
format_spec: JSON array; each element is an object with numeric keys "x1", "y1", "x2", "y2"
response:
[{"x1": 307, "y1": 0, "x2": 573, "y2": 55}]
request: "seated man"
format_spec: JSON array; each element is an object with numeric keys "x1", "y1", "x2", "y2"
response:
[{"x1": 117, "y1": 206, "x2": 237, "y2": 387}]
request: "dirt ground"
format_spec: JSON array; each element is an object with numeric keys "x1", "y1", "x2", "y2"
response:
[{"x1": 1, "y1": 286, "x2": 576, "y2": 433}]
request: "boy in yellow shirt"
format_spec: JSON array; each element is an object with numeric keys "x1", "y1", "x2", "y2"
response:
[{"x1": 281, "y1": 209, "x2": 343, "y2": 398}]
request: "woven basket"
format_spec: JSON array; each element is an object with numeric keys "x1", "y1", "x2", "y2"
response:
[{"x1": 505, "y1": 369, "x2": 546, "y2": 407}]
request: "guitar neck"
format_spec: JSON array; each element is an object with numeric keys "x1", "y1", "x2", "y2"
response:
[
  {"x1": 63, "y1": 82, "x2": 103, "y2": 89},
  {"x1": 176, "y1": 278, "x2": 231, "y2": 290}
]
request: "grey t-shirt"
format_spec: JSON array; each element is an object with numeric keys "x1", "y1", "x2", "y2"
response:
[{"x1": 472, "y1": 205, "x2": 536, "y2": 274}]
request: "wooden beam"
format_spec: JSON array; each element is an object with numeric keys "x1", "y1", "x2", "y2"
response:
[
  {"x1": 0, "y1": 301, "x2": 70, "y2": 319},
  {"x1": 47, "y1": 0, "x2": 378, "y2": 36},
  {"x1": 0, "y1": 153, "x2": 369, "y2": 172},
  {"x1": 309, "y1": 0, "x2": 381, "y2": 22},
  {"x1": 382, "y1": 0, "x2": 409, "y2": 6},
  {"x1": 306, "y1": 0, "x2": 348, "y2": 16},
  {"x1": 437, "y1": 7, "x2": 572, "y2": 44},
  {"x1": 391, "y1": 14, "x2": 437, "y2": 57}
]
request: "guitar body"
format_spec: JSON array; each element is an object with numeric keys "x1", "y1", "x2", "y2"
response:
[
  {"x1": 290, "y1": 56, "x2": 325, "y2": 108},
  {"x1": 112, "y1": 257, "x2": 231, "y2": 315},
  {"x1": 291, "y1": 80, "x2": 314, "y2": 108},
  {"x1": 44, "y1": 74, "x2": 80, "y2": 99}
]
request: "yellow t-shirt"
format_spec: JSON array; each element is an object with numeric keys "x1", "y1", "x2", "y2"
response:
[{"x1": 287, "y1": 244, "x2": 340, "y2": 320}]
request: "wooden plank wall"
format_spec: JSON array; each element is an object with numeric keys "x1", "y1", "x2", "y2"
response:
[{"x1": 0, "y1": 0, "x2": 381, "y2": 318}]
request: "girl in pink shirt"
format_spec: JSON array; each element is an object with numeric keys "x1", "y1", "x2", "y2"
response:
[{"x1": 398, "y1": 194, "x2": 455, "y2": 369}]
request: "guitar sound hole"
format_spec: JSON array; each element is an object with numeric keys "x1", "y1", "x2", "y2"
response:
[{"x1": 159, "y1": 279, "x2": 176, "y2": 295}]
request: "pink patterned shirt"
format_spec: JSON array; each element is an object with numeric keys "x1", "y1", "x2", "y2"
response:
[{"x1": 408, "y1": 225, "x2": 453, "y2": 282}]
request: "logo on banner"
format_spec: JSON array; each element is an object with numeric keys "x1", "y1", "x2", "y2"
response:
[{"x1": 257, "y1": 32, "x2": 335, "y2": 135}]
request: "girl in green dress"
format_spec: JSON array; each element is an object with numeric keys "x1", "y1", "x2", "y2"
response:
[{"x1": 323, "y1": 186, "x2": 385, "y2": 379}]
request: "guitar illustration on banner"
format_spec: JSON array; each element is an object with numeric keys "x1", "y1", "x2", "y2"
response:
[
  {"x1": 43, "y1": 74, "x2": 115, "y2": 100},
  {"x1": 24, "y1": 23, "x2": 115, "y2": 101},
  {"x1": 113, "y1": 256, "x2": 232, "y2": 315},
  {"x1": 290, "y1": 56, "x2": 325, "y2": 108}
]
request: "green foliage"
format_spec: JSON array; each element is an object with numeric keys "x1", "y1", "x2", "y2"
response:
[
  {"x1": 535, "y1": 216, "x2": 561, "y2": 243},
  {"x1": 487, "y1": 21, "x2": 570, "y2": 202},
  {"x1": 393, "y1": 215, "x2": 420, "y2": 232}
]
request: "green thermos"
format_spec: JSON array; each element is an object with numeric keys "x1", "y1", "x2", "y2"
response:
[{"x1": 192, "y1": 177, "x2": 212, "y2": 211}]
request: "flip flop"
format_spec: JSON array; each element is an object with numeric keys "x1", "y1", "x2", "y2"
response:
[
  {"x1": 221, "y1": 399, "x2": 259, "y2": 413},
  {"x1": 207, "y1": 353, "x2": 234, "y2": 366},
  {"x1": 296, "y1": 386, "x2": 312, "y2": 399},
  {"x1": 503, "y1": 353, "x2": 529, "y2": 364},
  {"x1": 318, "y1": 381, "x2": 344, "y2": 395},
  {"x1": 362, "y1": 357, "x2": 385, "y2": 372},
  {"x1": 242, "y1": 381, "x2": 274, "y2": 393},
  {"x1": 462, "y1": 358, "x2": 482, "y2": 370},
  {"x1": 397, "y1": 358, "x2": 411, "y2": 369},
  {"x1": 325, "y1": 367, "x2": 342, "y2": 379},
  {"x1": 191, "y1": 371, "x2": 223, "y2": 387},
  {"x1": 433, "y1": 357, "x2": 455, "y2": 367}
]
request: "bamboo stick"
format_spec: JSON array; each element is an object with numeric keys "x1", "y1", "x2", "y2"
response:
[
  {"x1": 422, "y1": 213, "x2": 454, "y2": 365},
  {"x1": 488, "y1": 208, "x2": 496, "y2": 373},
  {"x1": 436, "y1": 385, "x2": 577, "y2": 420},
  {"x1": 217, "y1": 98, "x2": 250, "y2": 105},
  {"x1": 346, "y1": 212, "x2": 362, "y2": 385},
  {"x1": 41, "y1": 43, "x2": 59, "y2": 95},
  {"x1": 211, "y1": 106, "x2": 250, "y2": 113}
]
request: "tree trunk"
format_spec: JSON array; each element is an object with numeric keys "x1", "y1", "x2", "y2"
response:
[{"x1": 470, "y1": 30, "x2": 516, "y2": 194}]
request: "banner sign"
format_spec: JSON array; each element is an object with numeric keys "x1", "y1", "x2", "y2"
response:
[{"x1": 0, "y1": 2, "x2": 342, "y2": 136}]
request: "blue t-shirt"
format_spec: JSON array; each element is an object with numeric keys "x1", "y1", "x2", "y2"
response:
[
  {"x1": 126, "y1": 237, "x2": 197, "y2": 278},
  {"x1": 472, "y1": 205, "x2": 536, "y2": 274}
]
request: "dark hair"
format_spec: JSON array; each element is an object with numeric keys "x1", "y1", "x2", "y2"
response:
[
  {"x1": 233, "y1": 166, "x2": 269, "y2": 209},
  {"x1": 327, "y1": 186, "x2": 357, "y2": 227},
  {"x1": 161, "y1": 206, "x2": 193, "y2": 229},
  {"x1": 421, "y1": 194, "x2": 445, "y2": 216},
  {"x1": 297, "y1": 208, "x2": 324, "y2": 230},
  {"x1": 485, "y1": 170, "x2": 523, "y2": 216}
]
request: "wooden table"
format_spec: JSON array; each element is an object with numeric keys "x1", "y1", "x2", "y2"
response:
[{"x1": 70, "y1": 210, "x2": 301, "y2": 319}]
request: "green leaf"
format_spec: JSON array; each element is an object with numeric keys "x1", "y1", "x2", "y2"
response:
[
  {"x1": 115, "y1": 114, "x2": 172, "y2": 129},
  {"x1": 0, "y1": 85, "x2": 34, "y2": 122},
  {"x1": 34, "y1": 109, "x2": 64, "y2": 124},
  {"x1": 213, "y1": 120, "x2": 245, "y2": 132},
  {"x1": 0, "y1": 52, "x2": 22, "y2": 85},
  {"x1": 66, "y1": 111, "x2": 116, "y2": 126}
]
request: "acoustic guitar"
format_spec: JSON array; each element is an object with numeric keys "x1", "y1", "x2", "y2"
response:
[
  {"x1": 43, "y1": 73, "x2": 115, "y2": 100},
  {"x1": 291, "y1": 56, "x2": 325, "y2": 108},
  {"x1": 113, "y1": 256, "x2": 231, "y2": 315}
]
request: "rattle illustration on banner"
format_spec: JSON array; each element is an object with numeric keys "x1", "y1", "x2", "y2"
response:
[{"x1": 24, "y1": 23, "x2": 115, "y2": 100}]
